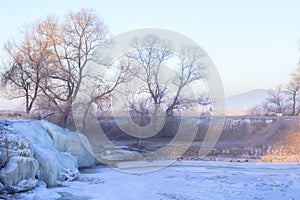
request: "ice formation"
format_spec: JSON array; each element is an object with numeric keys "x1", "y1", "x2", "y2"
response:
[{"x1": 0, "y1": 120, "x2": 95, "y2": 192}]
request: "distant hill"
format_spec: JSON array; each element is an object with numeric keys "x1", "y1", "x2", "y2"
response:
[{"x1": 225, "y1": 89, "x2": 268, "y2": 111}]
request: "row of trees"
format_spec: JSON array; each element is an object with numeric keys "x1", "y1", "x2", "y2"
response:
[
  {"x1": 1, "y1": 9, "x2": 210, "y2": 128},
  {"x1": 1, "y1": 9, "x2": 113, "y2": 127},
  {"x1": 254, "y1": 67, "x2": 300, "y2": 116}
]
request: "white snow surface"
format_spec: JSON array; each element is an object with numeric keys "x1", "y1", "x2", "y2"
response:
[{"x1": 21, "y1": 161, "x2": 300, "y2": 200}]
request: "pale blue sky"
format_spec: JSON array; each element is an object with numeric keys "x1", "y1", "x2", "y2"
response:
[{"x1": 1, "y1": 0, "x2": 300, "y2": 96}]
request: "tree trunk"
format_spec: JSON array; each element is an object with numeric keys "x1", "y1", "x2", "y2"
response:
[
  {"x1": 59, "y1": 100, "x2": 72, "y2": 128},
  {"x1": 81, "y1": 100, "x2": 95, "y2": 132},
  {"x1": 166, "y1": 107, "x2": 174, "y2": 116},
  {"x1": 292, "y1": 92, "x2": 296, "y2": 116},
  {"x1": 25, "y1": 90, "x2": 30, "y2": 114}
]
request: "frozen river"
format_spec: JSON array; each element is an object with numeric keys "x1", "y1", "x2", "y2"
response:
[{"x1": 22, "y1": 161, "x2": 300, "y2": 200}]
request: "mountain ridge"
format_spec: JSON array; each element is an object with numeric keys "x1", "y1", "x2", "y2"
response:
[{"x1": 225, "y1": 89, "x2": 268, "y2": 110}]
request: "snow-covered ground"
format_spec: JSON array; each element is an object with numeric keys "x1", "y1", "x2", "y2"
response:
[{"x1": 21, "y1": 161, "x2": 300, "y2": 200}]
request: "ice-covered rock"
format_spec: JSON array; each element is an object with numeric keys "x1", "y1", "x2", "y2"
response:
[
  {"x1": 0, "y1": 156, "x2": 38, "y2": 187},
  {"x1": 59, "y1": 168, "x2": 80, "y2": 182},
  {"x1": 40, "y1": 121, "x2": 95, "y2": 167},
  {"x1": 32, "y1": 145, "x2": 78, "y2": 186},
  {"x1": 0, "y1": 182, "x2": 4, "y2": 193},
  {"x1": 0, "y1": 131, "x2": 39, "y2": 193},
  {"x1": 0, "y1": 120, "x2": 95, "y2": 189},
  {"x1": 0, "y1": 148, "x2": 7, "y2": 167}
]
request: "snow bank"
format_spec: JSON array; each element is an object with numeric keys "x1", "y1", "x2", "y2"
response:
[{"x1": 0, "y1": 120, "x2": 95, "y2": 190}]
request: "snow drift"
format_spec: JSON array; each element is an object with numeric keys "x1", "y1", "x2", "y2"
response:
[{"x1": 0, "y1": 120, "x2": 95, "y2": 192}]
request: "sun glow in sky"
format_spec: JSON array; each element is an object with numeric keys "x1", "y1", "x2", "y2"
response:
[{"x1": 1, "y1": 0, "x2": 300, "y2": 96}]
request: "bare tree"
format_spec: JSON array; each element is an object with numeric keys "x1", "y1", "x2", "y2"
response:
[
  {"x1": 36, "y1": 9, "x2": 109, "y2": 127},
  {"x1": 78, "y1": 58, "x2": 133, "y2": 131},
  {"x1": 250, "y1": 105, "x2": 265, "y2": 116},
  {"x1": 127, "y1": 34, "x2": 172, "y2": 109},
  {"x1": 1, "y1": 24, "x2": 51, "y2": 114},
  {"x1": 125, "y1": 87, "x2": 151, "y2": 147},
  {"x1": 124, "y1": 83, "x2": 151, "y2": 125},
  {"x1": 263, "y1": 85, "x2": 288, "y2": 115},
  {"x1": 1, "y1": 9, "x2": 133, "y2": 128},
  {"x1": 165, "y1": 46, "x2": 207, "y2": 116},
  {"x1": 285, "y1": 67, "x2": 300, "y2": 116},
  {"x1": 127, "y1": 34, "x2": 208, "y2": 117}
]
